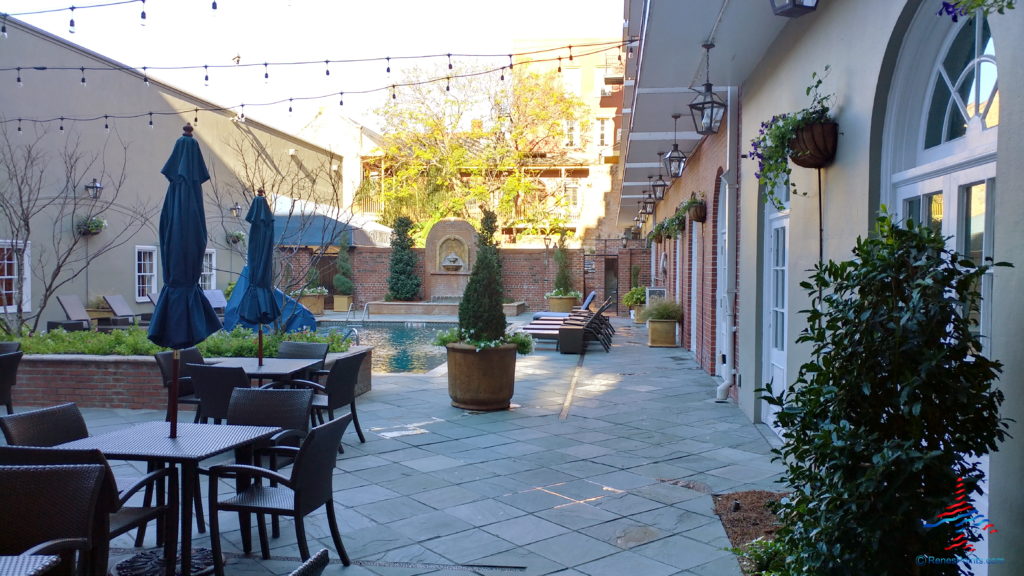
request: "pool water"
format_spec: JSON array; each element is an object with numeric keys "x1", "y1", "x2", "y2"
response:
[{"x1": 319, "y1": 322, "x2": 454, "y2": 374}]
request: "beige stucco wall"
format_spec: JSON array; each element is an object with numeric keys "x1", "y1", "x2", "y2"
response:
[
  {"x1": 0, "y1": 19, "x2": 343, "y2": 329},
  {"x1": 737, "y1": 1, "x2": 1023, "y2": 568}
]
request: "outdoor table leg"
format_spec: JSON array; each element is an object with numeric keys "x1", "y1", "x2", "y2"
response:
[{"x1": 180, "y1": 461, "x2": 197, "y2": 576}]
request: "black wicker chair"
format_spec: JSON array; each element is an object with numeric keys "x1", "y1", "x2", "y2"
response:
[
  {"x1": 207, "y1": 415, "x2": 354, "y2": 575},
  {"x1": 154, "y1": 347, "x2": 205, "y2": 423},
  {"x1": 0, "y1": 463, "x2": 107, "y2": 576},
  {"x1": 288, "y1": 548, "x2": 330, "y2": 576},
  {"x1": 186, "y1": 363, "x2": 251, "y2": 424},
  {"x1": 276, "y1": 341, "x2": 330, "y2": 382},
  {"x1": 309, "y1": 350, "x2": 368, "y2": 450},
  {"x1": 0, "y1": 402, "x2": 89, "y2": 447},
  {"x1": 0, "y1": 350, "x2": 24, "y2": 414},
  {"x1": 0, "y1": 341, "x2": 20, "y2": 353},
  {"x1": 0, "y1": 446, "x2": 179, "y2": 576}
]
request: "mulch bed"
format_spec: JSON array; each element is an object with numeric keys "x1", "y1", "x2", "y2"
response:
[{"x1": 713, "y1": 490, "x2": 788, "y2": 574}]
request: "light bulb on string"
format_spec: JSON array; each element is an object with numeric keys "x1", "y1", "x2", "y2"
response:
[
  {"x1": 80, "y1": 67, "x2": 86, "y2": 87},
  {"x1": 338, "y1": 92, "x2": 344, "y2": 106},
  {"x1": 212, "y1": 2, "x2": 218, "y2": 9},
  {"x1": 140, "y1": 0, "x2": 146, "y2": 25},
  {"x1": 68, "y1": 7, "x2": 75, "y2": 34},
  {"x1": 557, "y1": 57, "x2": 562, "y2": 73},
  {"x1": 447, "y1": 53, "x2": 453, "y2": 70},
  {"x1": 239, "y1": 104, "x2": 245, "y2": 122},
  {"x1": 500, "y1": 67, "x2": 505, "y2": 81},
  {"x1": 203, "y1": 65, "x2": 209, "y2": 86},
  {"x1": 324, "y1": 60, "x2": 330, "y2": 76},
  {"x1": 445, "y1": 77, "x2": 450, "y2": 92},
  {"x1": 391, "y1": 85, "x2": 396, "y2": 100},
  {"x1": 568, "y1": 45, "x2": 573, "y2": 61},
  {"x1": 16, "y1": 119, "x2": 22, "y2": 134},
  {"x1": 193, "y1": 109, "x2": 199, "y2": 125},
  {"x1": 148, "y1": 112, "x2": 153, "y2": 129},
  {"x1": 386, "y1": 57, "x2": 391, "y2": 74},
  {"x1": 142, "y1": 67, "x2": 149, "y2": 86},
  {"x1": 288, "y1": 98, "x2": 293, "y2": 114},
  {"x1": 59, "y1": 117, "x2": 64, "y2": 132},
  {"x1": 508, "y1": 55, "x2": 513, "y2": 70},
  {"x1": 263, "y1": 63, "x2": 269, "y2": 83},
  {"x1": 103, "y1": 115, "x2": 109, "y2": 133},
  {"x1": 16, "y1": 67, "x2": 22, "y2": 87}
]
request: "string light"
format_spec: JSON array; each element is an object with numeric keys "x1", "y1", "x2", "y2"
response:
[
  {"x1": 140, "y1": 0, "x2": 146, "y2": 24},
  {"x1": 80, "y1": 66, "x2": 86, "y2": 86},
  {"x1": 338, "y1": 92, "x2": 343, "y2": 106},
  {"x1": 263, "y1": 62, "x2": 268, "y2": 82},
  {"x1": 203, "y1": 64, "x2": 209, "y2": 85},
  {"x1": 103, "y1": 114, "x2": 108, "y2": 132},
  {"x1": 147, "y1": 112, "x2": 153, "y2": 128},
  {"x1": 447, "y1": 53, "x2": 452, "y2": 70},
  {"x1": 288, "y1": 98, "x2": 293, "y2": 114},
  {"x1": 193, "y1": 108, "x2": 198, "y2": 124},
  {"x1": 59, "y1": 116, "x2": 65, "y2": 131},
  {"x1": 558, "y1": 57, "x2": 562, "y2": 73},
  {"x1": 500, "y1": 67, "x2": 505, "y2": 81},
  {"x1": 142, "y1": 66, "x2": 149, "y2": 85},
  {"x1": 17, "y1": 118, "x2": 22, "y2": 134},
  {"x1": 68, "y1": 7, "x2": 75, "y2": 34},
  {"x1": 569, "y1": 45, "x2": 573, "y2": 61},
  {"x1": 445, "y1": 76, "x2": 450, "y2": 92},
  {"x1": 211, "y1": 1, "x2": 218, "y2": 9},
  {"x1": 391, "y1": 84, "x2": 396, "y2": 99},
  {"x1": 386, "y1": 57, "x2": 391, "y2": 74},
  {"x1": 508, "y1": 55, "x2": 513, "y2": 70},
  {"x1": 324, "y1": 60, "x2": 330, "y2": 76},
  {"x1": 16, "y1": 66, "x2": 22, "y2": 87}
]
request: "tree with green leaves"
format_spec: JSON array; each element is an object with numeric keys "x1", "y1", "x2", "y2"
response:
[
  {"x1": 386, "y1": 216, "x2": 421, "y2": 301},
  {"x1": 457, "y1": 210, "x2": 506, "y2": 342},
  {"x1": 332, "y1": 233, "x2": 353, "y2": 296},
  {"x1": 370, "y1": 65, "x2": 589, "y2": 239},
  {"x1": 764, "y1": 213, "x2": 1010, "y2": 575}
]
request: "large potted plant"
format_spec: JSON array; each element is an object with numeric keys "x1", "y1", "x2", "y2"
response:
[
  {"x1": 545, "y1": 235, "x2": 581, "y2": 312},
  {"x1": 435, "y1": 210, "x2": 533, "y2": 411},
  {"x1": 622, "y1": 286, "x2": 646, "y2": 324},
  {"x1": 332, "y1": 234, "x2": 354, "y2": 312},
  {"x1": 639, "y1": 298, "x2": 682, "y2": 347},
  {"x1": 749, "y1": 66, "x2": 837, "y2": 209}
]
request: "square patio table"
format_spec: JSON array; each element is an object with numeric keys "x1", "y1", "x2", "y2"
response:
[
  {"x1": 209, "y1": 357, "x2": 321, "y2": 382},
  {"x1": 56, "y1": 421, "x2": 280, "y2": 576},
  {"x1": 0, "y1": 555, "x2": 61, "y2": 576}
]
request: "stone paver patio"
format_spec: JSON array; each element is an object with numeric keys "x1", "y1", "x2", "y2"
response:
[{"x1": 71, "y1": 317, "x2": 784, "y2": 575}]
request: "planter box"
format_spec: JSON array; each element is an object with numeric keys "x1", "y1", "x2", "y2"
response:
[
  {"x1": 333, "y1": 294, "x2": 352, "y2": 312},
  {"x1": 297, "y1": 294, "x2": 325, "y2": 315},
  {"x1": 546, "y1": 296, "x2": 578, "y2": 313},
  {"x1": 647, "y1": 319, "x2": 678, "y2": 347}
]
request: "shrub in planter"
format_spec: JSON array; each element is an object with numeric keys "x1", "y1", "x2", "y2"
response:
[
  {"x1": 763, "y1": 214, "x2": 1010, "y2": 575},
  {"x1": 333, "y1": 234, "x2": 354, "y2": 311}
]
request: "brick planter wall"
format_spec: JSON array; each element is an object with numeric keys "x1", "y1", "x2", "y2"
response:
[{"x1": 14, "y1": 347, "x2": 374, "y2": 411}]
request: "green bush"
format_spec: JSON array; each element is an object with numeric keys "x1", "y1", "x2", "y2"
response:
[
  {"x1": 387, "y1": 216, "x2": 421, "y2": 301},
  {"x1": 622, "y1": 286, "x2": 646, "y2": 308},
  {"x1": 551, "y1": 234, "x2": 575, "y2": 296},
  {"x1": 639, "y1": 298, "x2": 682, "y2": 322},
  {"x1": 458, "y1": 210, "x2": 506, "y2": 343},
  {"x1": 14, "y1": 326, "x2": 350, "y2": 357},
  {"x1": 764, "y1": 214, "x2": 1010, "y2": 575},
  {"x1": 332, "y1": 234, "x2": 354, "y2": 295}
]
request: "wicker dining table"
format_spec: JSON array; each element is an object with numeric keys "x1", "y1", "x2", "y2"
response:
[
  {"x1": 0, "y1": 555, "x2": 61, "y2": 576},
  {"x1": 208, "y1": 357, "x2": 321, "y2": 383},
  {"x1": 56, "y1": 421, "x2": 280, "y2": 576}
]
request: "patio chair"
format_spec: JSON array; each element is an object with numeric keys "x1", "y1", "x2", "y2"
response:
[
  {"x1": 0, "y1": 446, "x2": 179, "y2": 576},
  {"x1": 0, "y1": 341, "x2": 20, "y2": 353},
  {"x1": 0, "y1": 463, "x2": 107, "y2": 576},
  {"x1": 276, "y1": 341, "x2": 330, "y2": 382},
  {"x1": 102, "y1": 294, "x2": 150, "y2": 327},
  {"x1": 226, "y1": 387, "x2": 314, "y2": 538},
  {"x1": 154, "y1": 347, "x2": 205, "y2": 423},
  {"x1": 0, "y1": 350, "x2": 24, "y2": 414},
  {"x1": 187, "y1": 363, "x2": 251, "y2": 424},
  {"x1": 288, "y1": 549, "x2": 330, "y2": 576},
  {"x1": 207, "y1": 414, "x2": 354, "y2": 574},
  {"x1": 46, "y1": 294, "x2": 93, "y2": 332},
  {"x1": 0, "y1": 402, "x2": 90, "y2": 447}
]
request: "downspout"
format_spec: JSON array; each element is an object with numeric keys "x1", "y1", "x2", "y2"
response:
[{"x1": 716, "y1": 85, "x2": 739, "y2": 402}]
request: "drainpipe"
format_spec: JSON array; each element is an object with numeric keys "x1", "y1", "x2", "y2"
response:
[{"x1": 716, "y1": 86, "x2": 739, "y2": 402}]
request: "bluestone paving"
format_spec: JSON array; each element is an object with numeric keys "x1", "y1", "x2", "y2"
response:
[{"x1": 34, "y1": 316, "x2": 789, "y2": 575}]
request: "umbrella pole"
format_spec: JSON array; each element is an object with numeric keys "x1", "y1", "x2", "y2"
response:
[
  {"x1": 258, "y1": 324, "x2": 264, "y2": 366},
  {"x1": 169, "y1": 349, "x2": 180, "y2": 438}
]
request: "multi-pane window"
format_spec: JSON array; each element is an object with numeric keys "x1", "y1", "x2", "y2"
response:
[
  {"x1": 903, "y1": 191, "x2": 944, "y2": 232},
  {"x1": 924, "y1": 13, "x2": 998, "y2": 148},
  {"x1": 135, "y1": 246, "x2": 157, "y2": 302},
  {"x1": 598, "y1": 119, "x2": 608, "y2": 147},
  {"x1": 771, "y1": 226, "x2": 787, "y2": 352},
  {"x1": 200, "y1": 250, "x2": 216, "y2": 291},
  {"x1": 0, "y1": 241, "x2": 29, "y2": 312}
]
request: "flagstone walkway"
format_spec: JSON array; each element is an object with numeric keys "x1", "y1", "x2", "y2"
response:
[{"x1": 91, "y1": 318, "x2": 784, "y2": 575}]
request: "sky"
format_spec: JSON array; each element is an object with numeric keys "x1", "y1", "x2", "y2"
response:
[{"x1": 1, "y1": 0, "x2": 625, "y2": 132}]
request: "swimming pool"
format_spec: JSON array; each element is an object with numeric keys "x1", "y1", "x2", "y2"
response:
[{"x1": 318, "y1": 322, "x2": 454, "y2": 374}]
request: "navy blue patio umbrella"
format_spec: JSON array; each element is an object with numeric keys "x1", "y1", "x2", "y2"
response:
[
  {"x1": 236, "y1": 189, "x2": 281, "y2": 365},
  {"x1": 148, "y1": 124, "x2": 222, "y2": 437}
]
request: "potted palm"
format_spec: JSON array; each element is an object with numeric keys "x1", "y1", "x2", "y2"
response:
[
  {"x1": 640, "y1": 298, "x2": 683, "y2": 347},
  {"x1": 435, "y1": 210, "x2": 533, "y2": 411},
  {"x1": 545, "y1": 235, "x2": 581, "y2": 312},
  {"x1": 332, "y1": 235, "x2": 354, "y2": 312},
  {"x1": 749, "y1": 66, "x2": 837, "y2": 209}
]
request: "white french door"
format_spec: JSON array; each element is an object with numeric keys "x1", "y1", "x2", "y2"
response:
[{"x1": 762, "y1": 214, "x2": 789, "y2": 432}]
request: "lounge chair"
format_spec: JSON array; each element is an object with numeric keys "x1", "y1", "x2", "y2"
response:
[
  {"x1": 103, "y1": 294, "x2": 150, "y2": 327},
  {"x1": 47, "y1": 294, "x2": 130, "y2": 333},
  {"x1": 520, "y1": 299, "x2": 614, "y2": 353}
]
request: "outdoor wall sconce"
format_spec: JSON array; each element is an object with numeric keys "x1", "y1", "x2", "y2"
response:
[
  {"x1": 664, "y1": 114, "x2": 687, "y2": 178},
  {"x1": 84, "y1": 178, "x2": 103, "y2": 199},
  {"x1": 543, "y1": 235, "x2": 552, "y2": 250},
  {"x1": 770, "y1": 0, "x2": 818, "y2": 17},
  {"x1": 689, "y1": 43, "x2": 727, "y2": 136},
  {"x1": 229, "y1": 202, "x2": 243, "y2": 218},
  {"x1": 621, "y1": 234, "x2": 629, "y2": 248},
  {"x1": 652, "y1": 174, "x2": 667, "y2": 201}
]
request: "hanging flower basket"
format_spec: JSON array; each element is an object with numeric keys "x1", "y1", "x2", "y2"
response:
[
  {"x1": 788, "y1": 121, "x2": 839, "y2": 169},
  {"x1": 688, "y1": 201, "x2": 707, "y2": 223},
  {"x1": 76, "y1": 217, "x2": 107, "y2": 236},
  {"x1": 226, "y1": 231, "x2": 246, "y2": 244}
]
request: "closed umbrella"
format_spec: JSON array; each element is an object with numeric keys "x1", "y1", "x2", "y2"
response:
[
  {"x1": 236, "y1": 189, "x2": 281, "y2": 365},
  {"x1": 148, "y1": 123, "x2": 222, "y2": 438}
]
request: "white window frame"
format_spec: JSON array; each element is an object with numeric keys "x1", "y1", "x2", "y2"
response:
[
  {"x1": 0, "y1": 240, "x2": 31, "y2": 313},
  {"x1": 135, "y1": 246, "x2": 158, "y2": 303},
  {"x1": 200, "y1": 249, "x2": 216, "y2": 291}
]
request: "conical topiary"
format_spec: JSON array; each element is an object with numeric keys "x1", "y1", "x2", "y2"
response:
[
  {"x1": 332, "y1": 233, "x2": 354, "y2": 295},
  {"x1": 458, "y1": 210, "x2": 506, "y2": 342},
  {"x1": 387, "y1": 216, "x2": 421, "y2": 301}
]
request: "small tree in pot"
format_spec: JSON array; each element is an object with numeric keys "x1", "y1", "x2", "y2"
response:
[
  {"x1": 545, "y1": 234, "x2": 581, "y2": 312},
  {"x1": 332, "y1": 233, "x2": 354, "y2": 312},
  {"x1": 436, "y1": 210, "x2": 532, "y2": 410}
]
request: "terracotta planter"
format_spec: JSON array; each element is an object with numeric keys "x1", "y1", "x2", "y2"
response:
[
  {"x1": 647, "y1": 319, "x2": 678, "y2": 347},
  {"x1": 789, "y1": 121, "x2": 839, "y2": 169},
  {"x1": 446, "y1": 343, "x2": 517, "y2": 411},
  {"x1": 297, "y1": 294, "x2": 325, "y2": 315},
  {"x1": 546, "y1": 296, "x2": 577, "y2": 313},
  {"x1": 333, "y1": 294, "x2": 352, "y2": 312}
]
